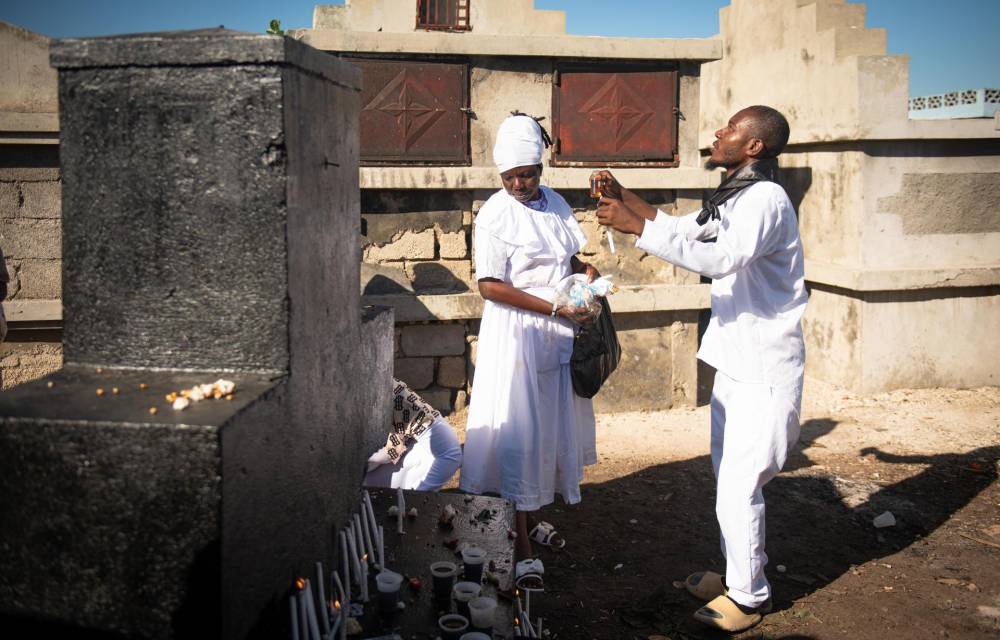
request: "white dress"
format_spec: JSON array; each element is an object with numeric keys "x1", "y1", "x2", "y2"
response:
[{"x1": 459, "y1": 186, "x2": 597, "y2": 511}]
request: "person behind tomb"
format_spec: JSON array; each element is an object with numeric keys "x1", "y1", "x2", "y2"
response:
[
  {"x1": 363, "y1": 378, "x2": 463, "y2": 492},
  {"x1": 593, "y1": 105, "x2": 806, "y2": 632},
  {"x1": 459, "y1": 113, "x2": 600, "y2": 590}
]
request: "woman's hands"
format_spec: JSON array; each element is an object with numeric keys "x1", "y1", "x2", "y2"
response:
[
  {"x1": 558, "y1": 304, "x2": 596, "y2": 325},
  {"x1": 570, "y1": 255, "x2": 601, "y2": 283}
]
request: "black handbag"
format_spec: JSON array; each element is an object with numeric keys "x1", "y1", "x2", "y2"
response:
[{"x1": 570, "y1": 296, "x2": 621, "y2": 398}]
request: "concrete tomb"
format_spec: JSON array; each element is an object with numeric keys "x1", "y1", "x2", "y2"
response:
[{"x1": 0, "y1": 29, "x2": 392, "y2": 639}]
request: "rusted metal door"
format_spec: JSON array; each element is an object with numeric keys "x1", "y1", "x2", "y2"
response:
[
  {"x1": 356, "y1": 59, "x2": 469, "y2": 165},
  {"x1": 552, "y1": 66, "x2": 678, "y2": 166}
]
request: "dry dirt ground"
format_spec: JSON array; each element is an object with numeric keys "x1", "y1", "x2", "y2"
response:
[{"x1": 449, "y1": 379, "x2": 1000, "y2": 640}]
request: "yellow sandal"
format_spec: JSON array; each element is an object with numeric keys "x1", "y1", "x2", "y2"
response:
[
  {"x1": 693, "y1": 595, "x2": 766, "y2": 632},
  {"x1": 684, "y1": 571, "x2": 726, "y2": 601}
]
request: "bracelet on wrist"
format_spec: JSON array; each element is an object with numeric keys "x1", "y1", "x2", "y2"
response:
[{"x1": 550, "y1": 300, "x2": 559, "y2": 317}]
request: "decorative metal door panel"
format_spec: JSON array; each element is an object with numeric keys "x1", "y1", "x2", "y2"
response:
[
  {"x1": 553, "y1": 67, "x2": 677, "y2": 166},
  {"x1": 356, "y1": 59, "x2": 469, "y2": 165}
]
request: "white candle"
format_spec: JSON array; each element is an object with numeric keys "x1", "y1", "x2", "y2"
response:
[
  {"x1": 302, "y1": 579, "x2": 322, "y2": 640},
  {"x1": 378, "y1": 525, "x2": 385, "y2": 569},
  {"x1": 357, "y1": 507, "x2": 375, "y2": 566},
  {"x1": 363, "y1": 490, "x2": 379, "y2": 565},
  {"x1": 298, "y1": 593, "x2": 309, "y2": 640},
  {"x1": 396, "y1": 488, "x2": 405, "y2": 534},
  {"x1": 289, "y1": 595, "x2": 300, "y2": 640},
  {"x1": 346, "y1": 527, "x2": 362, "y2": 582},
  {"x1": 332, "y1": 571, "x2": 347, "y2": 640},
  {"x1": 360, "y1": 559, "x2": 369, "y2": 602},
  {"x1": 353, "y1": 513, "x2": 371, "y2": 568},
  {"x1": 607, "y1": 229, "x2": 616, "y2": 254},
  {"x1": 315, "y1": 562, "x2": 330, "y2": 637},
  {"x1": 516, "y1": 592, "x2": 528, "y2": 636},
  {"x1": 329, "y1": 612, "x2": 341, "y2": 640},
  {"x1": 338, "y1": 532, "x2": 351, "y2": 604}
]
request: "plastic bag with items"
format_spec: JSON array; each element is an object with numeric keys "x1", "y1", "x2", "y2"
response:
[{"x1": 553, "y1": 274, "x2": 617, "y2": 321}]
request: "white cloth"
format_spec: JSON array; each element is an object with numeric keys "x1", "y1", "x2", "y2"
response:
[
  {"x1": 493, "y1": 115, "x2": 545, "y2": 172},
  {"x1": 364, "y1": 416, "x2": 462, "y2": 492},
  {"x1": 711, "y1": 370, "x2": 802, "y2": 607},
  {"x1": 460, "y1": 186, "x2": 596, "y2": 511},
  {"x1": 635, "y1": 181, "x2": 807, "y2": 385}
]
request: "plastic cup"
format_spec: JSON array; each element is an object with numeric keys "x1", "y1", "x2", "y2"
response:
[
  {"x1": 460, "y1": 545, "x2": 487, "y2": 584},
  {"x1": 468, "y1": 596, "x2": 497, "y2": 631},
  {"x1": 375, "y1": 570, "x2": 403, "y2": 612},
  {"x1": 438, "y1": 613, "x2": 469, "y2": 640},
  {"x1": 452, "y1": 581, "x2": 482, "y2": 618},
  {"x1": 430, "y1": 561, "x2": 458, "y2": 601}
]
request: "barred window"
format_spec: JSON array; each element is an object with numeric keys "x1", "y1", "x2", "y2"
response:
[{"x1": 416, "y1": 0, "x2": 471, "y2": 31}]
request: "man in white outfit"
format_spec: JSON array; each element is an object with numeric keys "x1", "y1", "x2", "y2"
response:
[{"x1": 594, "y1": 106, "x2": 807, "y2": 632}]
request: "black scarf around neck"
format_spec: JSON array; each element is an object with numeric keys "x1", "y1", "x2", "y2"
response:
[{"x1": 696, "y1": 158, "x2": 779, "y2": 225}]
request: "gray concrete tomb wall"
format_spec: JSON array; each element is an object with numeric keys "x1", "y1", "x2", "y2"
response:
[{"x1": 0, "y1": 29, "x2": 392, "y2": 640}]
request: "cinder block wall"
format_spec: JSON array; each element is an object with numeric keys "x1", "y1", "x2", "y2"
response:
[
  {"x1": 0, "y1": 143, "x2": 63, "y2": 388},
  {"x1": 361, "y1": 186, "x2": 704, "y2": 414},
  {"x1": 700, "y1": 0, "x2": 1000, "y2": 392},
  {"x1": 1, "y1": 21, "x2": 63, "y2": 390}
]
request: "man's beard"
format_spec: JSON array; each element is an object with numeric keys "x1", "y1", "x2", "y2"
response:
[{"x1": 705, "y1": 156, "x2": 739, "y2": 170}]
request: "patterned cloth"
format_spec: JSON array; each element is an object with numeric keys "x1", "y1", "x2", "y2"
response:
[{"x1": 384, "y1": 378, "x2": 442, "y2": 463}]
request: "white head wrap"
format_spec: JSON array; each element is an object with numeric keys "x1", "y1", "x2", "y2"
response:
[{"x1": 493, "y1": 115, "x2": 545, "y2": 173}]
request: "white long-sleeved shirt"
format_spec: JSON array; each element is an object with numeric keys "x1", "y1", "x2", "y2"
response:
[{"x1": 635, "y1": 181, "x2": 807, "y2": 386}]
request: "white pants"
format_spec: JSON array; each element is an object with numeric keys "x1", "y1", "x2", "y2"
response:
[
  {"x1": 364, "y1": 418, "x2": 463, "y2": 492},
  {"x1": 710, "y1": 370, "x2": 802, "y2": 608}
]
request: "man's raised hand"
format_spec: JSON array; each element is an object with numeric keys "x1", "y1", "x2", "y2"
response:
[
  {"x1": 597, "y1": 196, "x2": 645, "y2": 236},
  {"x1": 590, "y1": 169, "x2": 624, "y2": 200}
]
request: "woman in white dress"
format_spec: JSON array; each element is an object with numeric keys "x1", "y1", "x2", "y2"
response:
[{"x1": 459, "y1": 114, "x2": 599, "y2": 583}]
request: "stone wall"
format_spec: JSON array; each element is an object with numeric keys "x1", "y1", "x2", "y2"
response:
[
  {"x1": 314, "y1": 0, "x2": 566, "y2": 36},
  {"x1": 699, "y1": 0, "x2": 1000, "y2": 392},
  {"x1": 0, "y1": 145, "x2": 63, "y2": 389},
  {"x1": 362, "y1": 188, "x2": 705, "y2": 413},
  {"x1": 0, "y1": 22, "x2": 63, "y2": 390},
  {"x1": 1, "y1": 7, "x2": 719, "y2": 409}
]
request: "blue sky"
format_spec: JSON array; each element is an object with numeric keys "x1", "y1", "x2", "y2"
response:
[{"x1": 2, "y1": 0, "x2": 997, "y2": 97}]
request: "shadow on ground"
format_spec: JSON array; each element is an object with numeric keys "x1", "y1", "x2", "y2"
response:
[{"x1": 529, "y1": 417, "x2": 999, "y2": 639}]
